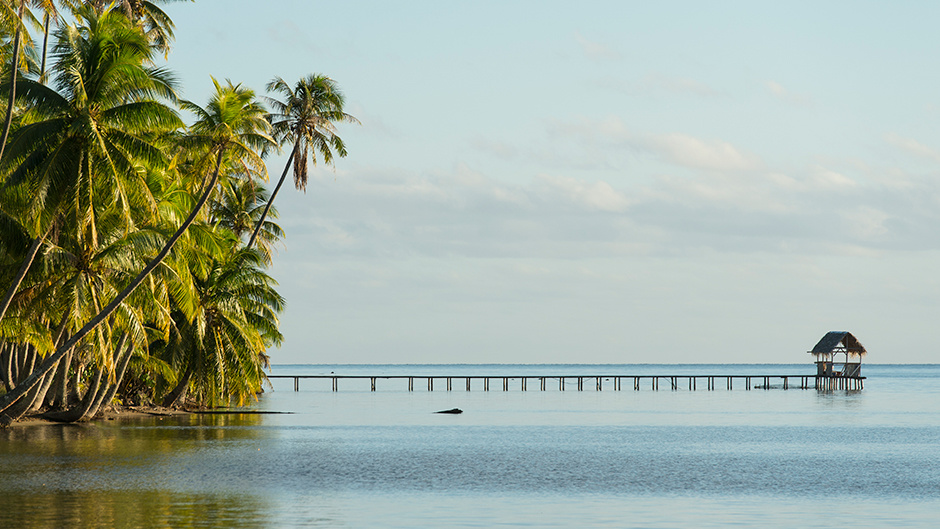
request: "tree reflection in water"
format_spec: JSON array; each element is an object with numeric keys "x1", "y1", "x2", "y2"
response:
[{"x1": 0, "y1": 414, "x2": 273, "y2": 528}]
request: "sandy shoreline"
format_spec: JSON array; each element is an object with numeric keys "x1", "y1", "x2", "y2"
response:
[
  {"x1": 7, "y1": 406, "x2": 285, "y2": 427},
  {"x1": 8, "y1": 406, "x2": 192, "y2": 427}
]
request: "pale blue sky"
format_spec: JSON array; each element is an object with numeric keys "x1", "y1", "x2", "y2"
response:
[{"x1": 163, "y1": 1, "x2": 940, "y2": 363}]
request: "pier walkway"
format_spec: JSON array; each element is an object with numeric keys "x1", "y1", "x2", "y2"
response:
[{"x1": 267, "y1": 374, "x2": 864, "y2": 392}]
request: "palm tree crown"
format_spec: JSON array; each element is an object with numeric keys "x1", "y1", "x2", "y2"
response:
[
  {"x1": 245, "y1": 74, "x2": 358, "y2": 250},
  {"x1": 266, "y1": 74, "x2": 359, "y2": 192}
]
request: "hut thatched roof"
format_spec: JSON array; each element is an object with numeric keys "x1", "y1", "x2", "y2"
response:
[{"x1": 809, "y1": 331, "x2": 867, "y2": 355}]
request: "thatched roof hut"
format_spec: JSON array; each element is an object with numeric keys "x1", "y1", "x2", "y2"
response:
[
  {"x1": 808, "y1": 331, "x2": 866, "y2": 377},
  {"x1": 810, "y1": 331, "x2": 866, "y2": 356}
]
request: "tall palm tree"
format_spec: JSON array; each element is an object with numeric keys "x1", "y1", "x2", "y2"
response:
[
  {"x1": 246, "y1": 74, "x2": 358, "y2": 250},
  {"x1": 0, "y1": 0, "x2": 56, "y2": 162},
  {"x1": 61, "y1": 0, "x2": 188, "y2": 56},
  {"x1": 0, "y1": 78, "x2": 274, "y2": 419},
  {"x1": 0, "y1": 6, "x2": 179, "y2": 327}
]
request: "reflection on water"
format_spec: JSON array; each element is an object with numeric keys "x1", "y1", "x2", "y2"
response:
[
  {"x1": 0, "y1": 413, "x2": 267, "y2": 444},
  {"x1": 0, "y1": 491, "x2": 269, "y2": 529},
  {"x1": 1, "y1": 365, "x2": 939, "y2": 528},
  {"x1": 0, "y1": 414, "x2": 273, "y2": 529}
]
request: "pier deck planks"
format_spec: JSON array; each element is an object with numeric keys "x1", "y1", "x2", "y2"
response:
[{"x1": 267, "y1": 374, "x2": 865, "y2": 392}]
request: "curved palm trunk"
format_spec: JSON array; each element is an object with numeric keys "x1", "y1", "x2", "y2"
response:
[
  {"x1": 27, "y1": 366, "x2": 57, "y2": 413},
  {"x1": 20, "y1": 344, "x2": 35, "y2": 378},
  {"x1": 36, "y1": 316, "x2": 71, "y2": 411},
  {"x1": 0, "y1": 3, "x2": 25, "y2": 164},
  {"x1": 161, "y1": 360, "x2": 194, "y2": 408},
  {"x1": 0, "y1": 343, "x2": 11, "y2": 392},
  {"x1": 97, "y1": 339, "x2": 135, "y2": 414},
  {"x1": 42, "y1": 333, "x2": 127, "y2": 423},
  {"x1": 39, "y1": 13, "x2": 50, "y2": 79},
  {"x1": 45, "y1": 349, "x2": 71, "y2": 409},
  {"x1": 246, "y1": 146, "x2": 296, "y2": 250},
  {"x1": 44, "y1": 365, "x2": 103, "y2": 423},
  {"x1": 0, "y1": 236, "x2": 43, "y2": 327},
  {"x1": 0, "y1": 149, "x2": 227, "y2": 421},
  {"x1": 66, "y1": 361, "x2": 84, "y2": 406},
  {"x1": 0, "y1": 372, "x2": 47, "y2": 426},
  {"x1": 80, "y1": 333, "x2": 129, "y2": 420}
]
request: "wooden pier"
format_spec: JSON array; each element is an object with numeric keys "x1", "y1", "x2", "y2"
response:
[{"x1": 267, "y1": 374, "x2": 864, "y2": 392}]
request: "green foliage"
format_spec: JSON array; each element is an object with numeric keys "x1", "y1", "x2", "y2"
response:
[{"x1": 0, "y1": 1, "x2": 347, "y2": 416}]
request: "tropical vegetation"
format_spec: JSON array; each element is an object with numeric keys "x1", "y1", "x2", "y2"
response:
[{"x1": 0, "y1": 1, "x2": 355, "y2": 425}]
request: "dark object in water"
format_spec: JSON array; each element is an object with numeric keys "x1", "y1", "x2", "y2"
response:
[{"x1": 435, "y1": 408, "x2": 463, "y2": 414}]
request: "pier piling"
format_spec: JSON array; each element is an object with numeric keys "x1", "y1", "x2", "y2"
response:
[{"x1": 269, "y1": 373, "x2": 865, "y2": 393}]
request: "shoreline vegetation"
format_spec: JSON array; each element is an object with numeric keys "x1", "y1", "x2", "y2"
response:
[{"x1": 0, "y1": 1, "x2": 355, "y2": 427}]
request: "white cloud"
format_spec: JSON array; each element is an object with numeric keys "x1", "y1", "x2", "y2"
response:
[
  {"x1": 842, "y1": 206, "x2": 891, "y2": 241},
  {"x1": 537, "y1": 175, "x2": 631, "y2": 212},
  {"x1": 883, "y1": 133, "x2": 940, "y2": 163},
  {"x1": 574, "y1": 32, "x2": 621, "y2": 60},
  {"x1": 543, "y1": 117, "x2": 760, "y2": 172},
  {"x1": 646, "y1": 133, "x2": 758, "y2": 172},
  {"x1": 765, "y1": 80, "x2": 812, "y2": 106},
  {"x1": 807, "y1": 165, "x2": 858, "y2": 189},
  {"x1": 641, "y1": 73, "x2": 723, "y2": 98}
]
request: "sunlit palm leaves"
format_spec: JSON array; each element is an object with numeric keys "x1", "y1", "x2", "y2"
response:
[
  {"x1": 246, "y1": 74, "x2": 358, "y2": 249},
  {"x1": 0, "y1": 4, "x2": 351, "y2": 420},
  {"x1": 2, "y1": 7, "x2": 181, "y2": 239}
]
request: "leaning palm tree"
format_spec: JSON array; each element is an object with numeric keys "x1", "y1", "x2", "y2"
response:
[
  {"x1": 246, "y1": 74, "x2": 358, "y2": 250},
  {"x1": 0, "y1": 78, "x2": 274, "y2": 421},
  {"x1": 19, "y1": 205, "x2": 166, "y2": 422}
]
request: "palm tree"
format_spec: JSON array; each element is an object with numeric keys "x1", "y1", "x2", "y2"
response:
[
  {"x1": 0, "y1": 0, "x2": 56, "y2": 162},
  {"x1": 160, "y1": 246, "x2": 283, "y2": 408},
  {"x1": 17, "y1": 206, "x2": 166, "y2": 422},
  {"x1": 0, "y1": 78, "x2": 274, "y2": 419},
  {"x1": 211, "y1": 177, "x2": 283, "y2": 262},
  {"x1": 246, "y1": 74, "x2": 358, "y2": 250},
  {"x1": 61, "y1": 0, "x2": 189, "y2": 56},
  {"x1": 0, "y1": 6, "x2": 179, "y2": 328}
]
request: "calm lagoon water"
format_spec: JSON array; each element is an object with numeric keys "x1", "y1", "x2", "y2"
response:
[{"x1": 1, "y1": 364, "x2": 939, "y2": 528}]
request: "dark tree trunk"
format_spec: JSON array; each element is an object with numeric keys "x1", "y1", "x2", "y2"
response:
[
  {"x1": 19, "y1": 344, "x2": 35, "y2": 382},
  {"x1": 0, "y1": 372, "x2": 47, "y2": 426},
  {"x1": 27, "y1": 316, "x2": 68, "y2": 413},
  {"x1": 28, "y1": 366, "x2": 57, "y2": 413},
  {"x1": 0, "y1": 2, "x2": 25, "y2": 164},
  {"x1": 9, "y1": 344, "x2": 19, "y2": 385},
  {"x1": 0, "y1": 149, "x2": 227, "y2": 421},
  {"x1": 43, "y1": 364, "x2": 103, "y2": 423},
  {"x1": 48, "y1": 348, "x2": 72, "y2": 410},
  {"x1": 81, "y1": 370, "x2": 111, "y2": 420},
  {"x1": 67, "y1": 362, "x2": 84, "y2": 407},
  {"x1": 39, "y1": 13, "x2": 49, "y2": 80},
  {"x1": 0, "y1": 343, "x2": 10, "y2": 392},
  {"x1": 161, "y1": 361, "x2": 194, "y2": 408},
  {"x1": 246, "y1": 146, "x2": 296, "y2": 250},
  {"x1": 98, "y1": 339, "x2": 135, "y2": 414},
  {"x1": 82, "y1": 333, "x2": 128, "y2": 420},
  {"x1": 0, "y1": 235, "x2": 46, "y2": 327}
]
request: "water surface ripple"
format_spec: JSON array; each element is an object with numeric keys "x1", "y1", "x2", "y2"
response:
[{"x1": 1, "y1": 364, "x2": 938, "y2": 528}]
